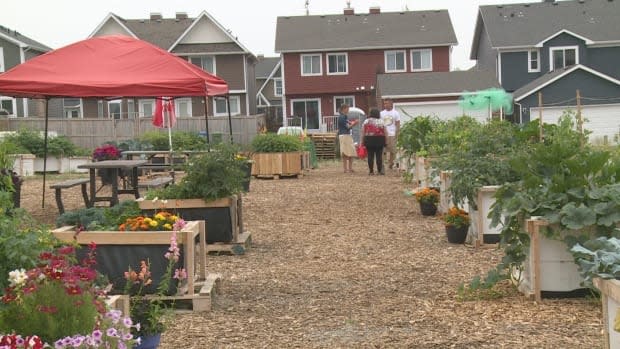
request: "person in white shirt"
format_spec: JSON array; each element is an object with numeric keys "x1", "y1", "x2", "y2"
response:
[{"x1": 380, "y1": 98, "x2": 401, "y2": 170}]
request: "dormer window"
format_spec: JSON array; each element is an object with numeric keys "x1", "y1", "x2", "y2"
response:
[
  {"x1": 528, "y1": 49, "x2": 540, "y2": 73},
  {"x1": 550, "y1": 46, "x2": 578, "y2": 71}
]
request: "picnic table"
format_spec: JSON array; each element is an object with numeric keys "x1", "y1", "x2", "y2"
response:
[{"x1": 78, "y1": 160, "x2": 147, "y2": 207}]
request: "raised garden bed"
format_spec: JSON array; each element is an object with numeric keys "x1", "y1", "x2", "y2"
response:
[
  {"x1": 594, "y1": 278, "x2": 620, "y2": 349},
  {"x1": 251, "y1": 152, "x2": 303, "y2": 178}
]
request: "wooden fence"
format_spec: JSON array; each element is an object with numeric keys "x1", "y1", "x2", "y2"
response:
[{"x1": 0, "y1": 115, "x2": 266, "y2": 149}]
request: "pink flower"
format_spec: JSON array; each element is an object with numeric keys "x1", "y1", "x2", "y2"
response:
[{"x1": 174, "y1": 268, "x2": 187, "y2": 280}]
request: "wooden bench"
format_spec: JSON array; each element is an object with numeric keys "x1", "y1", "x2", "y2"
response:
[
  {"x1": 138, "y1": 176, "x2": 174, "y2": 190},
  {"x1": 50, "y1": 178, "x2": 90, "y2": 214}
]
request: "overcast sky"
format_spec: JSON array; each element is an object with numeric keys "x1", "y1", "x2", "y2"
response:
[{"x1": 2, "y1": 0, "x2": 532, "y2": 70}]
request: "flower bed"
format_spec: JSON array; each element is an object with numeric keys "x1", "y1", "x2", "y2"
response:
[{"x1": 52, "y1": 220, "x2": 206, "y2": 295}]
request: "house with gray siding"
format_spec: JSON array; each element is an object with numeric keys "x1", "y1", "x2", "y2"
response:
[
  {"x1": 470, "y1": 0, "x2": 620, "y2": 141},
  {"x1": 0, "y1": 25, "x2": 51, "y2": 117},
  {"x1": 85, "y1": 11, "x2": 256, "y2": 119},
  {"x1": 255, "y1": 56, "x2": 282, "y2": 121}
]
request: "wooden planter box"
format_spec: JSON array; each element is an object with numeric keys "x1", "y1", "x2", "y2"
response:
[
  {"x1": 138, "y1": 195, "x2": 242, "y2": 245},
  {"x1": 34, "y1": 156, "x2": 61, "y2": 172},
  {"x1": 251, "y1": 152, "x2": 303, "y2": 177},
  {"x1": 301, "y1": 151, "x2": 311, "y2": 170},
  {"x1": 412, "y1": 156, "x2": 439, "y2": 188},
  {"x1": 439, "y1": 171, "x2": 452, "y2": 214},
  {"x1": 60, "y1": 156, "x2": 90, "y2": 173},
  {"x1": 594, "y1": 278, "x2": 620, "y2": 349},
  {"x1": 469, "y1": 186, "x2": 502, "y2": 246},
  {"x1": 517, "y1": 218, "x2": 585, "y2": 301},
  {"x1": 52, "y1": 220, "x2": 206, "y2": 295}
]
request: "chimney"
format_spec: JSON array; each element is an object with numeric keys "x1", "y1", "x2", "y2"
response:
[
  {"x1": 175, "y1": 12, "x2": 188, "y2": 20},
  {"x1": 344, "y1": 7, "x2": 354, "y2": 15},
  {"x1": 150, "y1": 12, "x2": 162, "y2": 20},
  {"x1": 369, "y1": 6, "x2": 381, "y2": 14}
]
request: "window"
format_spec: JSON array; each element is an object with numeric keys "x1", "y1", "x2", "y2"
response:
[
  {"x1": 301, "y1": 54, "x2": 322, "y2": 76},
  {"x1": 385, "y1": 50, "x2": 406, "y2": 73},
  {"x1": 63, "y1": 98, "x2": 82, "y2": 118},
  {"x1": 0, "y1": 47, "x2": 4, "y2": 72},
  {"x1": 175, "y1": 98, "x2": 192, "y2": 117},
  {"x1": 189, "y1": 56, "x2": 216, "y2": 74},
  {"x1": 291, "y1": 99, "x2": 320, "y2": 130},
  {"x1": 528, "y1": 49, "x2": 540, "y2": 73},
  {"x1": 334, "y1": 96, "x2": 355, "y2": 115},
  {"x1": 108, "y1": 100, "x2": 122, "y2": 119},
  {"x1": 274, "y1": 78, "x2": 282, "y2": 97},
  {"x1": 411, "y1": 49, "x2": 432, "y2": 71},
  {"x1": 327, "y1": 53, "x2": 348, "y2": 75},
  {"x1": 550, "y1": 46, "x2": 578, "y2": 71},
  {"x1": 214, "y1": 96, "x2": 240, "y2": 116},
  {"x1": 0, "y1": 96, "x2": 16, "y2": 117},
  {"x1": 138, "y1": 99, "x2": 155, "y2": 118}
]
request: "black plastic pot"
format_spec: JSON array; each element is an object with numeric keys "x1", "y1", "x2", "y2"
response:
[
  {"x1": 419, "y1": 201, "x2": 438, "y2": 216},
  {"x1": 446, "y1": 225, "x2": 468, "y2": 244}
]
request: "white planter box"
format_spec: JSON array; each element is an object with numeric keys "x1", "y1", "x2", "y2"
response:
[
  {"x1": 60, "y1": 156, "x2": 90, "y2": 173},
  {"x1": 517, "y1": 218, "x2": 584, "y2": 301},
  {"x1": 439, "y1": 170, "x2": 452, "y2": 214},
  {"x1": 12, "y1": 153, "x2": 35, "y2": 176},
  {"x1": 33, "y1": 156, "x2": 61, "y2": 172},
  {"x1": 594, "y1": 278, "x2": 620, "y2": 349},
  {"x1": 413, "y1": 156, "x2": 439, "y2": 188}
]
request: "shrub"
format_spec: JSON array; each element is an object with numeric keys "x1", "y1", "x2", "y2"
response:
[
  {"x1": 4, "y1": 129, "x2": 82, "y2": 157},
  {"x1": 139, "y1": 131, "x2": 207, "y2": 151},
  {"x1": 251, "y1": 133, "x2": 302, "y2": 153}
]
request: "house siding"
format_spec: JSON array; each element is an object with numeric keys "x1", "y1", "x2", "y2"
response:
[
  {"x1": 286, "y1": 92, "x2": 376, "y2": 119},
  {"x1": 283, "y1": 46, "x2": 450, "y2": 95},
  {"x1": 474, "y1": 24, "x2": 496, "y2": 72},
  {"x1": 213, "y1": 55, "x2": 245, "y2": 91},
  {"x1": 0, "y1": 37, "x2": 21, "y2": 70},
  {"x1": 588, "y1": 46, "x2": 620, "y2": 80},
  {"x1": 245, "y1": 56, "x2": 257, "y2": 115},
  {"x1": 518, "y1": 69, "x2": 620, "y2": 122}
]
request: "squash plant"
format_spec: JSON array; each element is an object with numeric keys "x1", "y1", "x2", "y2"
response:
[{"x1": 470, "y1": 113, "x2": 620, "y2": 291}]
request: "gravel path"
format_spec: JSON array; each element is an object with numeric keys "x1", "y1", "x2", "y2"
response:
[{"x1": 20, "y1": 160, "x2": 603, "y2": 348}]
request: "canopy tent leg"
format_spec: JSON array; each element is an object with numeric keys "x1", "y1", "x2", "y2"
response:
[
  {"x1": 203, "y1": 96, "x2": 211, "y2": 151},
  {"x1": 226, "y1": 95, "x2": 233, "y2": 143},
  {"x1": 41, "y1": 98, "x2": 49, "y2": 208}
]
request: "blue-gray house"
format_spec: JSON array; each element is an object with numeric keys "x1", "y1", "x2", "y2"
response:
[
  {"x1": 0, "y1": 25, "x2": 51, "y2": 117},
  {"x1": 470, "y1": 0, "x2": 620, "y2": 142}
]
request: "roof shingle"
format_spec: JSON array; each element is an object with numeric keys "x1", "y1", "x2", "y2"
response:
[
  {"x1": 255, "y1": 57, "x2": 280, "y2": 78},
  {"x1": 0, "y1": 25, "x2": 51, "y2": 52},
  {"x1": 378, "y1": 70, "x2": 500, "y2": 97}
]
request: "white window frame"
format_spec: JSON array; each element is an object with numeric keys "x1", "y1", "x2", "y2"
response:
[
  {"x1": 384, "y1": 50, "x2": 406, "y2": 73},
  {"x1": 274, "y1": 78, "x2": 282, "y2": 97},
  {"x1": 127, "y1": 100, "x2": 135, "y2": 119},
  {"x1": 300, "y1": 54, "x2": 322, "y2": 76},
  {"x1": 213, "y1": 96, "x2": 241, "y2": 117},
  {"x1": 549, "y1": 46, "x2": 579, "y2": 71},
  {"x1": 411, "y1": 49, "x2": 433, "y2": 72},
  {"x1": 0, "y1": 96, "x2": 16, "y2": 117},
  {"x1": 175, "y1": 98, "x2": 193, "y2": 117},
  {"x1": 528, "y1": 49, "x2": 540, "y2": 73},
  {"x1": 326, "y1": 52, "x2": 348, "y2": 75},
  {"x1": 63, "y1": 98, "x2": 83, "y2": 119},
  {"x1": 333, "y1": 96, "x2": 355, "y2": 115},
  {"x1": 188, "y1": 55, "x2": 216, "y2": 75},
  {"x1": 107, "y1": 100, "x2": 122, "y2": 119},
  {"x1": 290, "y1": 98, "x2": 322, "y2": 130},
  {"x1": 138, "y1": 99, "x2": 156, "y2": 118},
  {"x1": 0, "y1": 47, "x2": 4, "y2": 72},
  {"x1": 97, "y1": 100, "x2": 104, "y2": 118}
]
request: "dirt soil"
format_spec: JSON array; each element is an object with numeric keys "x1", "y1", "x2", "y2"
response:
[{"x1": 20, "y1": 161, "x2": 603, "y2": 348}]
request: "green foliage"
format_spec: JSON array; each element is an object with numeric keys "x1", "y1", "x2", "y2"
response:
[
  {"x1": 56, "y1": 200, "x2": 141, "y2": 230},
  {"x1": 146, "y1": 143, "x2": 244, "y2": 201},
  {"x1": 396, "y1": 115, "x2": 442, "y2": 157},
  {"x1": 139, "y1": 131, "x2": 207, "y2": 151},
  {"x1": 251, "y1": 133, "x2": 303, "y2": 153},
  {"x1": 570, "y1": 236, "x2": 620, "y2": 286},
  {"x1": 4, "y1": 129, "x2": 82, "y2": 157},
  {"x1": 425, "y1": 116, "x2": 481, "y2": 156}
]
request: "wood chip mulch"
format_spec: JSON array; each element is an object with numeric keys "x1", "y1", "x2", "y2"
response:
[{"x1": 20, "y1": 161, "x2": 603, "y2": 348}]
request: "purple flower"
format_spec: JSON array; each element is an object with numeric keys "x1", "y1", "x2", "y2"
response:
[
  {"x1": 106, "y1": 327, "x2": 118, "y2": 337},
  {"x1": 91, "y1": 329, "x2": 103, "y2": 340},
  {"x1": 122, "y1": 316, "x2": 133, "y2": 328}
]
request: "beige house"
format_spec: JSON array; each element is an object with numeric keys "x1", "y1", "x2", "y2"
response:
[{"x1": 65, "y1": 11, "x2": 256, "y2": 119}]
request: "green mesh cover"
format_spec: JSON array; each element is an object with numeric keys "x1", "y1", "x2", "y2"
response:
[{"x1": 459, "y1": 88, "x2": 513, "y2": 115}]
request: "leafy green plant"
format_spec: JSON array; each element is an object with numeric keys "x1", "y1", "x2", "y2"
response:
[
  {"x1": 4, "y1": 129, "x2": 83, "y2": 158},
  {"x1": 396, "y1": 115, "x2": 442, "y2": 157},
  {"x1": 139, "y1": 131, "x2": 207, "y2": 151},
  {"x1": 146, "y1": 143, "x2": 244, "y2": 202},
  {"x1": 251, "y1": 133, "x2": 302, "y2": 153},
  {"x1": 425, "y1": 116, "x2": 481, "y2": 156},
  {"x1": 56, "y1": 200, "x2": 140, "y2": 230},
  {"x1": 570, "y1": 236, "x2": 620, "y2": 286}
]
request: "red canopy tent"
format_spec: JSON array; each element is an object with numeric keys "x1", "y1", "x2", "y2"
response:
[{"x1": 0, "y1": 35, "x2": 231, "y2": 207}]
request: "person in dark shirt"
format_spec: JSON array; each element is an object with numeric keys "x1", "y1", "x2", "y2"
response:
[
  {"x1": 360, "y1": 108, "x2": 386, "y2": 175},
  {"x1": 337, "y1": 104, "x2": 358, "y2": 173}
]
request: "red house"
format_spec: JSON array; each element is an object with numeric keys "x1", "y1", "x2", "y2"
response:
[{"x1": 275, "y1": 6, "x2": 457, "y2": 131}]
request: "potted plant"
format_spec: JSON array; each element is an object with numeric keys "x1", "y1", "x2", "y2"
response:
[
  {"x1": 93, "y1": 143, "x2": 122, "y2": 185},
  {"x1": 236, "y1": 153, "x2": 253, "y2": 192},
  {"x1": 415, "y1": 187, "x2": 439, "y2": 216},
  {"x1": 443, "y1": 207, "x2": 470, "y2": 244},
  {"x1": 123, "y1": 224, "x2": 189, "y2": 349},
  {"x1": 0, "y1": 142, "x2": 22, "y2": 208},
  {"x1": 0, "y1": 244, "x2": 137, "y2": 348},
  {"x1": 4, "y1": 129, "x2": 81, "y2": 173},
  {"x1": 139, "y1": 143, "x2": 244, "y2": 243},
  {"x1": 250, "y1": 133, "x2": 303, "y2": 177}
]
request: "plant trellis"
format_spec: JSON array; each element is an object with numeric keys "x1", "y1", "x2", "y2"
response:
[{"x1": 459, "y1": 88, "x2": 513, "y2": 115}]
